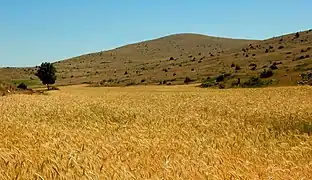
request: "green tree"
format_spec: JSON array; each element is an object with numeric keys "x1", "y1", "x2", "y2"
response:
[{"x1": 35, "y1": 62, "x2": 57, "y2": 89}]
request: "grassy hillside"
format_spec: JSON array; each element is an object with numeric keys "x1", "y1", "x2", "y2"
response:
[
  {"x1": 1, "y1": 85, "x2": 312, "y2": 179},
  {"x1": 1, "y1": 29, "x2": 311, "y2": 87}
]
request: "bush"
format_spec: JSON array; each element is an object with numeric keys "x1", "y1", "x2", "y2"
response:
[
  {"x1": 184, "y1": 77, "x2": 192, "y2": 84},
  {"x1": 17, "y1": 83, "x2": 28, "y2": 90},
  {"x1": 200, "y1": 78, "x2": 217, "y2": 88},
  {"x1": 242, "y1": 76, "x2": 274, "y2": 88},
  {"x1": 231, "y1": 78, "x2": 241, "y2": 87},
  {"x1": 218, "y1": 83, "x2": 225, "y2": 89},
  {"x1": 270, "y1": 64, "x2": 278, "y2": 70},
  {"x1": 260, "y1": 69, "x2": 273, "y2": 78},
  {"x1": 295, "y1": 32, "x2": 300, "y2": 38},
  {"x1": 216, "y1": 74, "x2": 225, "y2": 82},
  {"x1": 231, "y1": 63, "x2": 235, "y2": 68},
  {"x1": 235, "y1": 65, "x2": 241, "y2": 70}
]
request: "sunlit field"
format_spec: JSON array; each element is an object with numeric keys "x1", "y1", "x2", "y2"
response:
[{"x1": 1, "y1": 85, "x2": 312, "y2": 179}]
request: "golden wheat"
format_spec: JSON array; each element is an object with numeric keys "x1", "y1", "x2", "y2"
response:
[{"x1": 0, "y1": 85, "x2": 312, "y2": 179}]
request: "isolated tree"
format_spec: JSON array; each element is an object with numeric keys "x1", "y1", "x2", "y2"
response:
[{"x1": 35, "y1": 62, "x2": 57, "y2": 89}]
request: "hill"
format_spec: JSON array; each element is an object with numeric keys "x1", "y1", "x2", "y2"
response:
[{"x1": 1, "y1": 30, "x2": 312, "y2": 87}]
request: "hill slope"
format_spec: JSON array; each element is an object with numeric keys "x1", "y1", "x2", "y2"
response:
[
  {"x1": 53, "y1": 34, "x2": 257, "y2": 85},
  {"x1": 1, "y1": 30, "x2": 312, "y2": 87}
]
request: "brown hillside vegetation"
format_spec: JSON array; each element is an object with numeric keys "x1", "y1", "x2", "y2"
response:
[
  {"x1": 1, "y1": 85, "x2": 312, "y2": 179},
  {"x1": 1, "y1": 29, "x2": 312, "y2": 87}
]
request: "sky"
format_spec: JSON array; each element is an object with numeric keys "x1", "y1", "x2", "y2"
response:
[{"x1": 0, "y1": 0, "x2": 311, "y2": 67}]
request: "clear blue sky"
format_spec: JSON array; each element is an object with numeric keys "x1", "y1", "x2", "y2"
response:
[{"x1": 0, "y1": 0, "x2": 311, "y2": 67}]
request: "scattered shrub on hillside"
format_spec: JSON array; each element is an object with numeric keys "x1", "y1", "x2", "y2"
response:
[
  {"x1": 298, "y1": 71, "x2": 312, "y2": 86},
  {"x1": 173, "y1": 73, "x2": 176, "y2": 76},
  {"x1": 265, "y1": 49, "x2": 269, "y2": 53},
  {"x1": 235, "y1": 65, "x2": 241, "y2": 70},
  {"x1": 216, "y1": 74, "x2": 225, "y2": 82},
  {"x1": 124, "y1": 71, "x2": 128, "y2": 75},
  {"x1": 71, "y1": 75, "x2": 74, "y2": 78},
  {"x1": 200, "y1": 78, "x2": 217, "y2": 88},
  {"x1": 191, "y1": 68, "x2": 195, "y2": 71},
  {"x1": 270, "y1": 64, "x2": 278, "y2": 70},
  {"x1": 198, "y1": 60, "x2": 202, "y2": 63},
  {"x1": 251, "y1": 66, "x2": 257, "y2": 71},
  {"x1": 242, "y1": 76, "x2": 276, "y2": 88},
  {"x1": 218, "y1": 83, "x2": 225, "y2": 89},
  {"x1": 278, "y1": 45, "x2": 285, "y2": 49},
  {"x1": 252, "y1": 54, "x2": 256, "y2": 56},
  {"x1": 286, "y1": 52, "x2": 292, "y2": 54},
  {"x1": 305, "y1": 55, "x2": 310, "y2": 58},
  {"x1": 141, "y1": 79, "x2": 146, "y2": 83},
  {"x1": 245, "y1": 54, "x2": 249, "y2": 57},
  {"x1": 231, "y1": 78, "x2": 241, "y2": 87},
  {"x1": 17, "y1": 83, "x2": 27, "y2": 90},
  {"x1": 269, "y1": 45, "x2": 274, "y2": 49},
  {"x1": 295, "y1": 32, "x2": 300, "y2": 39},
  {"x1": 294, "y1": 55, "x2": 305, "y2": 61},
  {"x1": 169, "y1": 57, "x2": 174, "y2": 60},
  {"x1": 242, "y1": 76, "x2": 262, "y2": 88},
  {"x1": 249, "y1": 63, "x2": 257, "y2": 67},
  {"x1": 260, "y1": 69, "x2": 274, "y2": 78},
  {"x1": 184, "y1": 77, "x2": 192, "y2": 84},
  {"x1": 162, "y1": 68, "x2": 168, "y2": 72},
  {"x1": 231, "y1": 63, "x2": 235, "y2": 68}
]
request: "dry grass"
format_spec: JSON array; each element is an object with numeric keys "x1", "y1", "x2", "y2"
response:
[{"x1": 1, "y1": 85, "x2": 312, "y2": 179}]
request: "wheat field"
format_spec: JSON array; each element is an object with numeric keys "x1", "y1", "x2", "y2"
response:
[{"x1": 1, "y1": 85, "x2": 312, "y2": 179}]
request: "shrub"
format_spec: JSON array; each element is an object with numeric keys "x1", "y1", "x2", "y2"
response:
[
  {"x1": 242, "y1": 76, "x2": 274, "y2": 88},
  {"x1": 231, "y1": 63, "x2": 235, "y2": 68},
  {"x1": 295, "y1": 32, "x2": 300, "y2": 38},
  {"x1": 184, "y1": 77, "x2": 192, "y2": 84},
  {"x1": 250, "y1": 66, "x2": 257, "y2": 71},
  {"x1": 242, "y1": 76, "x2": 262, "y2": 88},
  {"x1": 235, "y1": 65, "x2": 241, "y2": 70},
  {"x1": 169, "y1": 57, "x2": 174, "y2": 60},
  {"x1": 260, "y1": 69, "x2": 274, "y2": 78},
  {"x1": 218, "y1": 83, "x2": 225, "y2": 89},
  {"x1": 278, "y1": 45, "x2": 285, "y2": 49},
  {"x1": 216, "y1": 74, "x2": 225, "y2": 82},
  {"x1": 17, "y1": 83, "x2": 27, "y2": 90},
  {"x1": 249, "y1": 63, "x2": 257, "y2": 67},
  {"x1": 231, "y1": 78, "x2": 241, "y2": 87},
  {"x1": 270, "y1": 64, "x2": 278, "y2": 70},
  {"x1": 200, "y1": 78, "x2": 217, "y2": 88}
]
